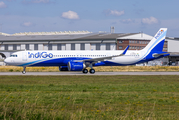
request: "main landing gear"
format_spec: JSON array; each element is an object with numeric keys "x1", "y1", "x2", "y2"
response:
[
  {"x1": 82, "y1": 64, "x2": 95, "y2": 74},
  {"x1": 82, "y1": 68, "x2": 95, "y2": 74},
  {"x1": 89, "y1": 69, "x2": 95, "y2": 74},
  {"x1": 22, "y1": 67, "x2": 26, "y2": 74}
]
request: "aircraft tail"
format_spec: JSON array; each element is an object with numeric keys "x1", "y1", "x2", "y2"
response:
[{"x1": 142, "y1": 28, "x2": 167, "y2": 52}]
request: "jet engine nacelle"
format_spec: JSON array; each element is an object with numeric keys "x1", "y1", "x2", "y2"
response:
[{"x1": 68, "y1": 62, "x2": 86, "y2": 71}]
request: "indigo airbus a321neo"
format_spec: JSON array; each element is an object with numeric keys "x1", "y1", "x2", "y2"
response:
[{"x1": 4, "y1": 28, "x2": 169, "y2": 74}]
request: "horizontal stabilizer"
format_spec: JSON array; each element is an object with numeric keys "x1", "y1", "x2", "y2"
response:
[{"x1": 152, "y1": 52, "x2": 170, "y2": 58}]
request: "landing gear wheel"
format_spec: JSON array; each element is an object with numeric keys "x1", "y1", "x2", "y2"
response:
[
  {"x1": 22, "y1": 71, "x2": 26, "y2": 74},
  {"x1": 83, "y1": 69, "x2": 88, "y2": 74},
  {"x1": 89, "y1": 69, "x2": 95, "y2": 74},
  {"x1": 22, "y1": 67, "x2": 26, "y2": 74}
]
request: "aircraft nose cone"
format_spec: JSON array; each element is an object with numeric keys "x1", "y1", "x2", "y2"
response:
[{"x1": 4, "y1": 58, "x2": 9, "y2": 64}]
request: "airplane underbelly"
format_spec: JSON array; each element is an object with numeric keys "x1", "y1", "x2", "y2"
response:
[{"x1": 110, "y1": 56, "x2": 140, "y2": 65}]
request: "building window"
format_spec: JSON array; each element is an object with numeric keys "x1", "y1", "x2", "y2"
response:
[
  {"x1": 80, "y1": 43, "x2": 85, "y2": 50},
  {"x1": 13, "y1": 44, "x2": 17, "y2": 50},
  {"x1": 48, "y1": 44, "x2": 52, "y2": 50},
  {"x1": 164, "y1": 42, "x2": 167, "y2": 45},
  {"x1": 71, "y1": 43, "x2": 75, "y2": 50},
  {"x1": 119, "y1": 41, "x2": 123, "y2": 43},
  {"x1": 34, "y1": 44, "x2": 38, "y2": 50},
  {"x1": 26, "y1": 44, "x2": 29, "y2": 50},
  {"x1": 163, "y1": 48, "x2": 167, "y2": 51},
  {"x1": 96, "y1": 43, "x2": 100, "y2": 50},
  {"x1": 119, "y1": 46, "x2": 123, "y2": 49},
  {"x1": 5, "y1": 44, "x2": 8, "y2": 50},
  {"x1": 57, "y1": 44, "x2": 61, "y2": 50},
  {"x1": 106, "y1": 43, "x2": 110, "y2": 50}
]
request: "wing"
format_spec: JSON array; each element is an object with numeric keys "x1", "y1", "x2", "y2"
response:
[{"x1": 74, "y1": 45, "x2": 129, "y2": 63}]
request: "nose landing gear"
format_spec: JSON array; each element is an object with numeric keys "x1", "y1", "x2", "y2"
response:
[{"x1": 22, "y1": 67, "x2": 26, "y2": 74}]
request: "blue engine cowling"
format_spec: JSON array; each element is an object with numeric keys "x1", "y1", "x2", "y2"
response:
[{"x1": 68, "y1": 62, "x2": 86, "y2": 71}]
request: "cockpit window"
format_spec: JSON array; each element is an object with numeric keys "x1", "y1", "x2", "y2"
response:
[{"x1": 10, "y1": 55, "x2": 18, "y2": 57}]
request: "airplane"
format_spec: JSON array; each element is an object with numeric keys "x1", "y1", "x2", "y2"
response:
[{"x1": 4, "y1": 28, "x2": 169, "y2": 74}]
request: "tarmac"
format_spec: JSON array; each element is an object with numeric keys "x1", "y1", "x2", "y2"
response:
[{"x1": 0, "y1": 72, "x2": 179, "y2": 75}]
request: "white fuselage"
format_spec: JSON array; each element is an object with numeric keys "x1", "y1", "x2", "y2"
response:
[{"x1": 5, "y1": 50, "x2": 145, "y2": 67}]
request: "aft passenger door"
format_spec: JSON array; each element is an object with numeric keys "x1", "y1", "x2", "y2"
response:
[{"x1": 22, "y1": 52, "x2": 27, "y2": 61}]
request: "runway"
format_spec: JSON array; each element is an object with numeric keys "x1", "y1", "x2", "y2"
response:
[{"x1": 0, "y1": 72, "x2": 179, "y2": 75}]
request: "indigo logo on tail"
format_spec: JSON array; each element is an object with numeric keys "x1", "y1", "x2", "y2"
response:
[{"x1": 155, "y1": 30, "x2": 164, "y2": 39}]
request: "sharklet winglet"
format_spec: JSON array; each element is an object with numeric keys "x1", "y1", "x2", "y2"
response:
[{"x1": 122, "y1": 45, "x2": 129, "y2": 55}]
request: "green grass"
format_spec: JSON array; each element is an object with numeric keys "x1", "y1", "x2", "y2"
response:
[{"x1": 0, "y1": 75, "x2": 179, "y2": 119}]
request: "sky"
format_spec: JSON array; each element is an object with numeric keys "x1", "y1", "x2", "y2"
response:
[{"x1": 0, "y1": 0, "x2": 179, "y2": 37}]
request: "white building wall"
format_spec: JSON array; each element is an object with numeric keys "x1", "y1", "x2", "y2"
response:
[
  {"x1": 44, "y1": 44, "x2": 48, "y2": 50},
  {"x1": 8, "y1": 45, "x2": 13, "y2": 50},
  {"x1": 66, "y1": 44, "x2": 71, "y2": 50},
  {"x1": 0, "y1": 45, "x2": 4, "y2": 50},
  {"x1": 21, "y1": 44, "x2": 25, "y2": 50},
  {"x1": 52, "y1": 44, "x2": 57, "y2": 50},
  {"x1": 30, "y1": 44, "x2": 34, "y2": 50},
  {"x1": 100, "y1": 44, "x2": 106, "y2": 50},
  {"x1": 75, "y1": 44, "x2": 80, "y2": 50},
  {"x1": 110, "y1": 43, "x2": 116, "y2": 50},
  {"x1": 61, "y1": 44, "x2": 66, "y2": 50},
  {"x1": 17, "y1": 45, "x2": 21, "y2": 50},
  {"x1": 167, "y1": 40, "x2": 179, "y2": 52},
  {"x1": 38, "y1": 44, "x2": 43, "y2": 50},
  {"x1": 85, "y1": 43, "x2": 90, "y2": 50},
  {"x1": 91, "y1": 44, "x2": 96, "y2": 50}
]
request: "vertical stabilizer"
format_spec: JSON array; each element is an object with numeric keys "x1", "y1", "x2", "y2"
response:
[{"x1": 143, "y1": 28, "x2": 167, "y2": 52}]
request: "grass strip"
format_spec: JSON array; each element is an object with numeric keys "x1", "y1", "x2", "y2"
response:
[{"x1": 0, "y1": 75, "x2": 179, "y2": 119}]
